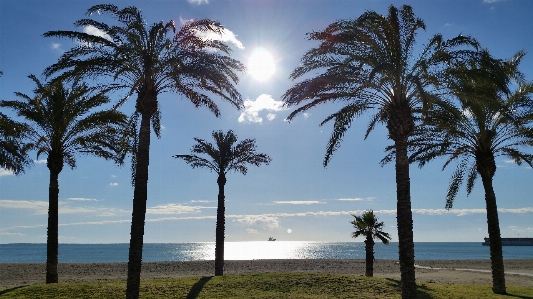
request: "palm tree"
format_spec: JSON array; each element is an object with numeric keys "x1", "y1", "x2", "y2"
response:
[
  {"x1": 350, "y1": 210, "x2": 391, "y2": 277},
  {"x1": 43, "y1": 5, "x2": 244, "y2": 298},
  {"x1": 174, "y1": 130, "x2": 271, "y2": 276},
  {"x1": 0, "y1": 75, "x2": 126, "y2": 284},
  {"x1": 281, "y1": 5, "x2": 478, "y2": 298},
  {"x1": 408, "y1": 51, "x2": 533, "y2": 294}
]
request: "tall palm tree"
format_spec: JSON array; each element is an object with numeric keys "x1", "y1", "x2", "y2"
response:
[
  {"x1": 0, "y1": 74, "x2": 126, "y2": 284},
  {"x1": 43, "y1": 5, "x2": 244, "y2": 298},
  {"x1": 281, "y1": 5, "x2": 478, "y2": 298},
  {"x1": 351, "y1": 210, "x2": 391, "y2": 277},
  {"x1": 408, "y1": 51, "x2": 533, "y2": 294},
  {"x1": 174, "y1": 130, "x2": 271, "y2": 276}
]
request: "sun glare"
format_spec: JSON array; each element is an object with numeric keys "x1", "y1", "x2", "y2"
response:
[{"x1": 248, "y1": 48, "x2": 275, "y2": 81}]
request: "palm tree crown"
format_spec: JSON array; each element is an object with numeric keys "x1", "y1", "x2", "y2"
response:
[
  {"x1": 0, "y1": 74, "x2": 126, "y2": 284},
  {"x1": 1, "y1": 75, "x2": 126, "y2": 169},
  {"x1": 43, "y1": 4, "x2": 244, "y2": 116},
  {"x1": 351, "y1": 210, "x2": 391, "y2": 244},
  {"x1": 175, "y1": 130, "x2": 272, "y2": 176}
]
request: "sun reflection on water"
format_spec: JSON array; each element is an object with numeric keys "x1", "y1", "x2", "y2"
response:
[{"x1": 178, "y1": 241, "x2": 326, "y2": 261}]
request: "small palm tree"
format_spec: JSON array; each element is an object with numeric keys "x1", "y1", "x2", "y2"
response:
[
  {"x1": 351, "y1": 210, "x2": 391, "y2": 277},
  {"x1": 409, "y1": 51, "x2": 533, "y2": 294},
  {"x1": 281, "y1": 5, "x2": 478, "y2": 297},
  {"x1": 43, "y1": 5, "x2": 244, "y2": 297},
  {"x1": 174, "y1": 130, "x2": 271, "y2": 276},
  {"x1": 0, "y1": 75, "x2": 126, "y2": 284}
]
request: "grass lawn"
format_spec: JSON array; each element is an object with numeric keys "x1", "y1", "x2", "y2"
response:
[{"x1": 0, "y1": 273, "x2": 532, "y2": 298}]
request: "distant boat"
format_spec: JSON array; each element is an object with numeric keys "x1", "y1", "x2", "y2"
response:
[
  {"x1": 482, "y1": 237, "x2": 533, "y2": 246},
  {"x1": 268, "y1": 237, "x2": 276, "y2": 241}
]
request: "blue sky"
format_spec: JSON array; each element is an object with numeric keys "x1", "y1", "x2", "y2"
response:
[{"x1": 0, "y1": 0, "x2": 532, "y2": 244}]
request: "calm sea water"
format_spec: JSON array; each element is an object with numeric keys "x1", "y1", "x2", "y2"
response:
[{"x1": 1, "y1": 242, "x2": 532, "y2": 263}]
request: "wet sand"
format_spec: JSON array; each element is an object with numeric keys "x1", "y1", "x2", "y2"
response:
[{"x1": 1, "y1": 259, "x2": 532, "y2": 288}]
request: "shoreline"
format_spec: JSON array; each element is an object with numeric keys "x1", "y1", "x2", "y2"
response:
[{"x1": 1, "y1": 259, "x2": 532, "y2": 289}]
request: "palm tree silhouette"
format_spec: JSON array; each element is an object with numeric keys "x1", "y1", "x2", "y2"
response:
[
  {"x1": 174, "y1": 130, "x2": 271, "y2": 276},
  {"x1": 43, "y1": 5, "x2": 244, "y2": 297},
  {"x1": 408, "y1": 51, "x2": 533, "y2": 294},
  {"x1": 282, "y1": 5, "x2": 479, "y2": 297},
  {"x1": 0, "y1": 75, "x2": 126, "y2": 284},
  {"x1": 351, "y1": 210, "x2": 391, "y2": 277}
]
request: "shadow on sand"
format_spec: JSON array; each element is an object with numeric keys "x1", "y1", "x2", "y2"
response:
[{"x1": 185, "y1": 276, "x2": 213, "y2": 299}]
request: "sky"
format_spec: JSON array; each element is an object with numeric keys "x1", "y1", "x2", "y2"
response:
[{"x1": 0, "y1": 0, "x2": 532, "y2": 244}]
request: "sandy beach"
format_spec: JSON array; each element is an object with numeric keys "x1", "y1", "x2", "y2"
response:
[{"x1": 1, "y1": 259, "x2": 532, "y2": 289}]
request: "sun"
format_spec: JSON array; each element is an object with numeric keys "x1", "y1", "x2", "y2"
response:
[{"x1": 248, "y1": 48, "x2": 275, "y2": 81}]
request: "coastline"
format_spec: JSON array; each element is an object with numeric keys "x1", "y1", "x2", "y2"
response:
[{"x1": 1, "y1": 259, "x2": 532, "y2": 289}]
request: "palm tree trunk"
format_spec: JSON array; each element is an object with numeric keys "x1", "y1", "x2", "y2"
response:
[
  {"x1": 480, "y1": 173, "x2": 506, "y2": 294},
  {"x1": 395, "y1": 138, "x2": 416, "y2": 299},
  {"x1": 364, "y1": 235, "x2": 375, "y2": 277},
  {"x1": 215, "y1": 173, "x2": 226, "y2": 276},
  {"x1": 46, "y1": 169, "x2": 60, "y2": 284},
  {"x1": 126, "y1": 113, "x2": 151, "y2": 299}
]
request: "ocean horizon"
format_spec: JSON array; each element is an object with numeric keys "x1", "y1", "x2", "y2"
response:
[{"x1": 1, "y1": 241, "x2": 532, "y2": 263}]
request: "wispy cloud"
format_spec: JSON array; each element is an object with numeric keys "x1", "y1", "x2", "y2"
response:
[
  {"x1": 483, "y1": 0, "x2": 502, "y2": 3},
  {"x1": 246, "y1": 228, "x2": 258, "y2": 234},
  {"x1": 273, "y1": 201, "x2": 324, "y2": 205},
  {"x1": 34, "y1": 159, "x2": 47, "y2": 164},
  {"x1": 338, "y1": 197, "x2": 374, "y2": 202},
  {"x1": 109, "y1": 182, "x2": 118, "y2": 187},
  {"x1": 146, "y1": 203, "x2": 207, "y2": 215},
  {"x1": 0, "y1": 199, "x2": 128, "y2": 216},
  {"x1": 235, "y1": 215, "x2": 280, "y2": 230},
  {"x1": 238, "y1": 94, "x2": 286, "y2": 123},
  {"x1": 67, "y1": 197, "x2": 97, "y2": 201},
  {"x1": 188, "y1": 0, "x2": 209, "y2": 5}
]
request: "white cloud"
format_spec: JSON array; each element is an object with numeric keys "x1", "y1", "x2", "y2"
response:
[
  {"x1": 67, "y1": 197, "x2": 97, "y2": 201},
  {"x1": 146, "y1": 203, "x2": 204, "y2": 215},
  {"x1": 83, "y1": 25, "x2": 111, "y2": 41},
  {"x1": 109, "y1": 182, "x2": 118, "y2": 187},
  {"x1": 0, "y1": 169, "x2": 14, "y2": 177},
  {"x1": 483, "y1": 0, "x2": 502, "y2": 3},
  {"x1": 180, "y1": 18, "x2": 244, "y2": 50},
  {"x1": 0, "y1": 199, "x2": 128, "y2": 216},
  {"x1": 246, "y1": 228, "x2": 258, "y2": 234},
  {"x1": 303, "y1": 113, "x2": 310, "y2": 119},
  {"x1": 235, "y1": 215, "x2": 280, "y2": 230},
  {"x1": 273, "y1": 201, "x2": 324, "y2": 205},
  {"x1": 190, "y1": 200, "x2": 214, "y2": 203},
  {"x1": 188, "y1": 0, "x2": 209, "y2": 4},
  {"x1": 34, "y1": 159, "x2": 47, "y2": 164},
  {"x1": 338, "y1": 197, "x2": 374, "y2": 202},
  {"x1": 51, "y1": 43, "x2": 62, "y2": 51},
  {"x1": 0, "y1": 199, "x2": 48, "y2": 212},
  {"x1": 238, "y1": 94, "x2": 286, "y2": 123}
]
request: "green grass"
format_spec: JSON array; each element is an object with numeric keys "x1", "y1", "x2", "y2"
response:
[{"x1": 0, "y1": 273, "x2": 532, "y2": 299}]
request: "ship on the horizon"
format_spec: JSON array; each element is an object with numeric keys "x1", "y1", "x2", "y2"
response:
[
  {"x1": 482, "y1": 237, "x2": 533, "y2": 246},
  {"x1": 268, "y1": 237, "x2": 276, "y2": 241}
]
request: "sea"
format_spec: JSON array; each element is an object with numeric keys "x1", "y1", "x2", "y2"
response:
[{"x1": 1, "y1": 242, "x2": 532, "y2": 263}]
